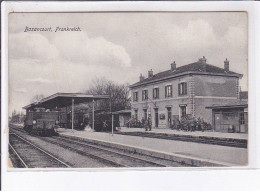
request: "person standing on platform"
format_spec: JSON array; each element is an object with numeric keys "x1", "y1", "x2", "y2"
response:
[
  {"x1": 144, "y1": 119, "x2": 148, "y2": 131},
  {"x1": 197, "y1": 117, "x2": 202, "y2": 131},
  {"x1": 141, "y1": 117, "x2": 145, "y2": 129},
  {"x1": 148, "y1": 116, "x2": 152, "y2": 131}
]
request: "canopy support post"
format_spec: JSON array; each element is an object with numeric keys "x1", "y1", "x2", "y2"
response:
[
  {"x1": 72, "y1": 98, "x2": 74, "y2": 132},
  {"x1": 112, "y1": 114, "x2": 114, "y2": 136},
  {"x1": 92, "y1": 99, "x2": 95, "y2": 131}
]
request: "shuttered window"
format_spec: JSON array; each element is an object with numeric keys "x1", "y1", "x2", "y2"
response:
[
  {"x1": 153, "y1": 88, "x2": 159, "y2": 99},
  {"x1": 165, "y1": 85, "x2": 172, "y2": 97},
  {"x1": 142, "y1": 90, "x2": 148, "y2": 101},
  {"x1": 178, "y1": 82, "x2": 187, "y2": 96}
]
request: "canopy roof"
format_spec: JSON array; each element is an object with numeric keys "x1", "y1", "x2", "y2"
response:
[
  {"x1": 23, "y1": 93, "x2": 109, "y2": 110},
  {"x1": 206, "y1": 103, "x2": 248, "y2": 110}
]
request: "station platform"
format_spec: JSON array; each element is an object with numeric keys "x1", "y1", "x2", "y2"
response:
[
  {"x1": 118, "y1": 127, "x2": 248, "y2": 140},
  {"x1": 57, "y1": 127, "x2": 248, "y2": 167}
]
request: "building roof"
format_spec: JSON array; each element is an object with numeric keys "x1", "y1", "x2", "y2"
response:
[
  {"x1": 130, "y1": 60, "x2": 242, "y2": 88},
  {"x1": 23, "y1": 93, "x2": 109, "y2": 110},
  {"x1": 206, "y1": 102, "x2": 248, "y2": 110}
]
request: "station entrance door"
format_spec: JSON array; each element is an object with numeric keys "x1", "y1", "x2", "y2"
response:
[
  {"x1": 154, "y1": 108, "x2": 159, "y2": 128},
  {"x1": 167, "y1": 107, "x2": 172, "y2": 128}
]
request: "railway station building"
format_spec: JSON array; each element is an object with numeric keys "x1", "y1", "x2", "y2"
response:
[{"x1": 129, "y1": 57, "x2": 245, "y2": 131}]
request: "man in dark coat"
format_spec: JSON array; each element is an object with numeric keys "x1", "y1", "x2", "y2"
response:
[{"x1": 148, "y1": 116, "x2": 152, "y2": 131}]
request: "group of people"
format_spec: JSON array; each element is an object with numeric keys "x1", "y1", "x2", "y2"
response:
[
  {"x1": 126, "y1": 116, "x2": 152, "y2": 131},
  {"x1": 172, "y1": 116, "x2": 210, "y2": 132},
  {"x1": 127, "y1": 115, "x2": 211, "y2": 132},
  {"x1": 126, "y1": 117, "x2": 143, "y2": 128},
  {"x1": 141, "y1": 116, "x2": 152, "y2": 131}
]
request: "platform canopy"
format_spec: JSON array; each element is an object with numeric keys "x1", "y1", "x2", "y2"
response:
[{"x1": 23, "y1": 93, "x2": 109, "y2": 110}]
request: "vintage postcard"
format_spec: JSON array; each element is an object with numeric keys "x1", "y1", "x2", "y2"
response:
[
  {"x1": 6, "y1": 11, "x2": 249, "y2": 170},
  {"x1": 2, "y1": 0, "x2": 260, "y2": 191}
]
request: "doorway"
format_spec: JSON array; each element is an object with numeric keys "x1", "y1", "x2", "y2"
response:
[
  {"x1": 143, "y1": 109, "x2": 147, "y2": 120},
  {"x1": 154, "y1": 108, "x2": 159, "y2": 128},
  {"x1": 179, "y1": 105, "x2": 187, "y2": 118},
  {"x1": 167, "y1": 107, "x2": 172, "y2": 128}
]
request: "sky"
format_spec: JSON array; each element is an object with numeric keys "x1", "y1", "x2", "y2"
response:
[{"x1": 8, "y1": 12, "x2": 248, "y2": 114}]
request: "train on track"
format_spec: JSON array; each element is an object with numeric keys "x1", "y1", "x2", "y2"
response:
[
  {"x1": 23, "y1": 108, "x2": 119, "y2": 136},
  {"x1": 93, "y1": 111, "x2": 119, "y2": 132},
  {"x1": 24, "y1": 110, "x2": 59, "y2": 136}
]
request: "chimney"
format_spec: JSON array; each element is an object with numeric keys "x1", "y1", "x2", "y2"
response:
[
  {"x1": 148, "y1": 69, "x2": 153, "y2": 78},
  {"x1": 198, "y1": 56, "x2": 207, "y2": 63},
  {"x1": 171, "y1": 61, "x2": 176, "y2": 71},
  {"x1": 139, "y1": 73, "x2": 145, "y2": 82},
  {"x1": 198, "y1": 56, "x2": 207, "y2": 71},
  {"x1": 224, "y1": 58, "x2": 229, "y2": 71}
]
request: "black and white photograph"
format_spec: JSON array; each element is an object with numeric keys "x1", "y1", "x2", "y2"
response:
[
  {"x1": 2, "y1": 0, "x2": 260, "y2": 191},
  {"x1": 6, "y1": 10, "x2": 249, "y2": 169}
]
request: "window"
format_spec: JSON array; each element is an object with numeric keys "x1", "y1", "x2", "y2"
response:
[
  {"x1": 165, "y1": 85, "x2": 172, "y2": 97},
  {"x1": 153, "y1": 88, "x2": 159, "y2": 99},
  {"x1": 142, "y1": 90, "x2": 148, "y2": 101},
  {"x1": 133, "y1": 92, "x2": 138, "y2": 102},
  {"x1": 178, "y1": 82, "x2": 187, "y2": 96},
  {"x1": 239, "y1": 112, "x2": 245, "y2": 125}
]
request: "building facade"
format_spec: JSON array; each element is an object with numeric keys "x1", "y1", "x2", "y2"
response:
[{"x1": 129, "y1": 57, "x2": 243, "y2": 129}]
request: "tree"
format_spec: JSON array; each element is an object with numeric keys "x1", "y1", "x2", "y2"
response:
[
  {"x1": 30, "y1": 94, "x2": 45, "y2": 103},
  {"x1": 84, "y1": 77, "x2": 131, "y2": 112}
]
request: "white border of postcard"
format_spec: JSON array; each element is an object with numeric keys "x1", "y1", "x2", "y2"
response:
[{"x1": 1, "y1": 1, "x2": 260, "y2": 190}]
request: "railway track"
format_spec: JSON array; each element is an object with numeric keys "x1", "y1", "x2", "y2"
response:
[
  {"x1": 49, "y1": 136, "x2": 189, "y2": 167},
  {"x1": 115, "y1": 131, "x2": 247, "y2": 148},
  {"x1": 10, "y1": 123, "x2": 246, "y2": 148},
  {"x1": 9, "y1": 132, "x2": 71, "y2": 168},
  {"x1": 9, "y1": 127, "x2": 124, "y2": 167},
  {"x1": 9, "y1": 125, "x2": 189, "y2": 167},
  {"x1": 39, "y1": 135, "x2": 187, "y2": 167}
]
